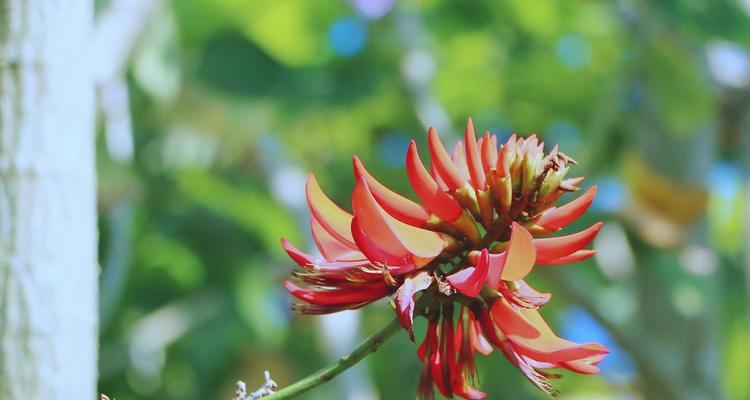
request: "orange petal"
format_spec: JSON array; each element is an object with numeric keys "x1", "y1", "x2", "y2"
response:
[
  {"x1": 536, "y1": 186, "x2": 597, "y2": 231},
  {"x1": 428, "y1": 127, "x2": 466, "y2": 190},
  {"x1": 536, "y1": 249, "x2": 597, "y2": 265},
  {"x1": 306, "y1": 173, "x2": 355, "y2": 247},
  {"x1": 352, "y1": 179, "x2": 445, "y2": 267},
  {"x1": 352, "y1": 156, "x2": 431, "y2": 227},
  {"x1": 500, "y1": 223, "x2": 537, "y2": 281},
  {"x1": 492, "y1": 300, "x2": 609, "y2": 363},
  {"x1": 406, "y1": 141, "x2": 463, "y2": 221},
  {"x1": 534, "y1": 222, "x2": 603, "y2": 262}
]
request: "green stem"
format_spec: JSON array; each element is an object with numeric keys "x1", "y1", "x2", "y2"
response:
[{"x1": 264, "y1": 318, "x2": 402, "y2": 400}]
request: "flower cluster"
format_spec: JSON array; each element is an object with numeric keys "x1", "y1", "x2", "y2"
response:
[{"x1": 282, "y1": 119, "x2": 608, "y2": 398}]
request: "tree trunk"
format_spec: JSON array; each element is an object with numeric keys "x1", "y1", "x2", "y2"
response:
[{"x1": 0, "y1": 1, "x2": 97, "y2": 399}]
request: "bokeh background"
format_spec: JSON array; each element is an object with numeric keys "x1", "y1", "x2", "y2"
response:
[{"x1": 96, "y1": 0, "x2": 750, "y2": 399}]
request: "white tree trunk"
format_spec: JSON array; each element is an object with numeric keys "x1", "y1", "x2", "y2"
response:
[{"x1": 0, "y1": 1, "x2": 97, "y2": 399}]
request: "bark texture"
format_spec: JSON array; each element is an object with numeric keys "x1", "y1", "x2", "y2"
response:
[{"x1": 0, "y1": 1, "x2": 97, "y2": 398}]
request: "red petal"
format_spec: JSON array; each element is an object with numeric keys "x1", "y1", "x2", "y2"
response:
[
  {"x1": 480, "y1": 132, "x2": 497, "y2": 172},
  {"x1": 285, "y1": 280, "x2": 388, "y2": 306},
  {"x1": 431, "y1": 344, "x2": 449, "y2": 397},
  {"x1": 452, "y1": 141, "x2": 471, "y2": 182},
  {"x1": 431, "y1": 162, "x2": 449, "y2": 191},
  {"x1": 534, "y1": 222, "x2": 603, "y2": 262},
  {"x1": 418, "y1": 319, "x2": 439, "y2": 361},
  {"x1": 536, "y1": 249, "x2": 597, "y2": 265},
  {"x1": 454, "y1": 382, "x2": 487, "y2": 400},
  {"x1": 474, "y1": 305, "x2": 505, "y2": 349},
  {"x1": 536, "y1": 186, "x2": 597, "y2": 231},
  {"x1": 351, "y1": 217, "x2": 413, "y2": 267},
  {"x1": 560, "y1": 359, "x2": 602, "y2": 374},
  {"x1": 352, "y1": 179, "x2": 445, "y2": 266},
  {"x1": 281, "y1": 238, "x2": 370, "y2": 276},
  {"x1": 395, "y1": 271, "x2": 434, "y2": 340},
  {"x1": 306, "y1": 173, "x2": 356, "y2": 247},
  {"x1": 281, "y1": 237, "x2": 316, "y2": 268},
  {"x1": 428, "y1": 127, "x2": 466, "y2": 190},
  {"x1": 406, "y1": 140, "x2": 463, "y2": 221},
  {"x1": 501, "y1": 223, "x2": 537, "y2": 281},
  {"x1": 464, "y1": 118, "x2": 486, "y2": 190},
  {"x1": 485, "y1": 252, "x2": 507, "y2": 288},
  {"x1": 310, "y1": 218, "x2": 361, "y2": 260},
  {"x1": 447, "y1": 249, "x2": 490, "y2": 297},
  {"x1": 470, "y1": 316, "x2": 494, "y2": 355},
  {"x1": 352, "y1": 156, "x2": 431, "y2": 227}
]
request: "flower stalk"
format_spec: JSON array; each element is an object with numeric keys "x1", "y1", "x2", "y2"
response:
[{"x1": 263, "y1": 318, "x2": 402, "y2": 400}]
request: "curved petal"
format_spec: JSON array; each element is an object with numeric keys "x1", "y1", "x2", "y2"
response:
[
  {"x1": 306, "y1": 173, "x2": 356, "y2": 247},
  {"x1": 464, "y1": 118, "x2": 486, "y2": 190},
  {"x1": 406, "y1": 140, "x2": 464, "y2": 221},
  {"x1": 500, "y1": 280, "x2": 551, "y2": 309},
  {"x1": 560, "y1": 359, "x2": 602, "y2": 374},
  {"x1": 395, "y1": 271, "x2": 433, "y2": 340},
  {"x1": 428, "y1": 127, "x2": 466, "y2": 190},
  {"x1": 281, "y1": 238, "x2": 369, "y2": 274},
  {"x1": 536, "y1": 249, "x2": 596, "y2": 265},
  {"x1": 447, "y1": 249, "x2": 490, "y2": 297},
  {"x1": 486, "y1": 252, "x2": 507, "y2": 288},
  {"x1": 536, "y1": 186, "x2": 597, "y2": 231},
  {"x1": 352, "y1": 156, "x2": 431, "y2": 227},
  {"x1": 351, "y1": 217, "x2": 412, "y2": 267},
  {"x1": 492, "y1": 300, "x2": 609, "y2": 363},
  {"x1": 310, "y1": 218, "x2": 362, "y2": 260},
  {"x1": 534, "y1": 222, "x2": 603, "y2": 262},
  {"x1": 500, "y1": 223, "x2": 537, "y2": 281},
  {"x1": 352, "y1": 179, "x2": 445, "y2": 267},
  {"x1": 285, "y1": 280, "x2": 389, "y2": 306}
]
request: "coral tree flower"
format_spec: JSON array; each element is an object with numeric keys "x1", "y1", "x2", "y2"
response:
[{"x1": 282, "y1": 118, "x2": 608, "y2": 398}]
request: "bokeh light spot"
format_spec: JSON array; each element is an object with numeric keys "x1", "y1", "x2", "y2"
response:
[
  {"x1": 328, "y1": 18, "x2": 368, "y2": 57},
  {"x1": 377, "y1": 132, "x2": 410, "y2": 168},
  {"x1": 592, "y1": 177, "x2": 627, "y2": 213},
  {"x1": 560, "y1": 307, "x2": 636, "y2": 384},
  {"x1": 556, "y1": 33, "x2": 591, "y2": 70},
  {"x1": 544, "y1": 120, "x2": 581, "y2": 155},
  {"x1": 352, "y1": 0, "x2": 394, "y2": 19}
]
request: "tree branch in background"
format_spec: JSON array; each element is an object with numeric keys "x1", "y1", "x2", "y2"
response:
[
  {"x1": 94, "y1": 0, "x2": 165, "y2": 163},
  {"x1": 542, "y1": 269, "x2": 684, "y2": 400}
]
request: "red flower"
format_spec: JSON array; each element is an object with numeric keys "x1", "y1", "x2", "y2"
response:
[{"x1": 282, "y1": 118, "x2": 608, "y2": 398}]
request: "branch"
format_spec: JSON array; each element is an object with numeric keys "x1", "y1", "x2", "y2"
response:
[
  {"x1": 261, "y1": 317, "x2": 402, "y2": 400},
  {"x1": 93, "y1": 0, "x2": 165, "y2": 82},
  {"x1": 93, "y1": 0, "x2": 165, "y2": 163}
]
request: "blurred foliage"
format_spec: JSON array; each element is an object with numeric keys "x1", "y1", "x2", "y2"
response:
[{"x1": 97, "y1": 0, "x2": 750, "y2": 399}]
